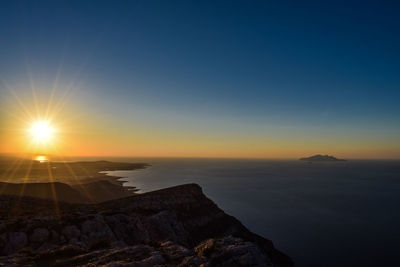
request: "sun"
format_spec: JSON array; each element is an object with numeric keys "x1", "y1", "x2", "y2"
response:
[{"x1": 29, "y1": 120, "x2": 55, "y2": 144}]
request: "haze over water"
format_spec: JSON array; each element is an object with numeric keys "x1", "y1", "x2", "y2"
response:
[{"x1": 104, "y1": 158, "x2": 400, "y2": 267}]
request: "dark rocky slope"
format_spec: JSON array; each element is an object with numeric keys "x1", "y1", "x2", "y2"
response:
[
  {"x1": 0, "y1": 184, "x2": 293, "y2": 266},
  {"x1": 0, "y1": 182, "x2": 88, "y2": 204},
  {"x1": 0, "y1": 180, "x2": 136, "y2": 204}
]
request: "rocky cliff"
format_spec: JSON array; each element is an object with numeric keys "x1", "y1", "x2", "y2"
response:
[{"x1": 0, "y1": 184, "x2": 293, "y2": 266}]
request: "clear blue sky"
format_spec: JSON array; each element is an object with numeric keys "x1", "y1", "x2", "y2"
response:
[{"x1": 1, "y1": 0, "x2": 399, "y2": 158}]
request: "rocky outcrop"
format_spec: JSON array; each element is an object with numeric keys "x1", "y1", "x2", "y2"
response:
[
  {"x1": 29, "y1": 228, "x2": 49, "y2": 243},
  {"x1": 0, "y1": 184, "x2": 293, "y2": 266},
  {"x1": 1, "y1": 236, "x2": 273, "y2": 266}
]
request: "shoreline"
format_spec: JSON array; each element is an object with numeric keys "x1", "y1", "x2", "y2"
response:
[
  {"x1": 99, "y1": 167, "x2": 151, "y2": 192},
  {"x1": 0, "y1": 157, "x2": 150, "y2": 203}
]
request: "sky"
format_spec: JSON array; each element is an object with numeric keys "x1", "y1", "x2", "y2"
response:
[{"x1": 0, "y1": 0, "x2": 399, "y2": 159}]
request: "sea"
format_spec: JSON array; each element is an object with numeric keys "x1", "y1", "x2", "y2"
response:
[{"x1": 98, "y1": 158, "x2": 400, "y2": 267}]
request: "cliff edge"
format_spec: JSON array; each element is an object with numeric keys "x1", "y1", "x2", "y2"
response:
[{"x1": 0, "y1": 184, "x2": 293, "y2": 266}]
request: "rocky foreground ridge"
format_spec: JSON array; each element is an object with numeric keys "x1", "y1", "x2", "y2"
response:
[{"x1": 0, "y1": 184, "x2": 293, "y2": 266}]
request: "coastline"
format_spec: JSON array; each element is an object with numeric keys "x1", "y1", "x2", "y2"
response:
[
  {"x1": 0, "y1": 158, "x2": 150, "y2": 203},
  {"x1": 98, "y1": 171, "x2": 136, "y2": 188}
]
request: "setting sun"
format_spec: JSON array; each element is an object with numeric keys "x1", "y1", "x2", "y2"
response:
[{"x1": 29, "y1": 120, "x2": 55, "y2": 144}]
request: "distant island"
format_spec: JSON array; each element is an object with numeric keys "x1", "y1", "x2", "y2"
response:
[{"x1": 300, "y1": 154, "x2": 346, "y2": 162}]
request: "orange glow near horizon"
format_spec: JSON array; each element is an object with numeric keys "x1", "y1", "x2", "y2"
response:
[{"x1": 1, "y1": 83, "x2": 399, "y2": 160}]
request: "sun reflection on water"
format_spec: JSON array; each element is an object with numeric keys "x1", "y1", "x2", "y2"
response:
[{"x1": 34, "y1": 155, "x2": 49, "y2": 163}]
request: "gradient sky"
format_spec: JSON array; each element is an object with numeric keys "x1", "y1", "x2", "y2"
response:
[{"x1": 0, "y1": 0, "x2": 399, "y2": 158}]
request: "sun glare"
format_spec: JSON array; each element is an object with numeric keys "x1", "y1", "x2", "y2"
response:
[{"x1": 29, "y1": 120, "x2": 55, "y2": 144}]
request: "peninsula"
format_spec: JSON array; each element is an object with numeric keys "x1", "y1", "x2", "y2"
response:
[{"x1": 0, "y1": 156, "x2": 149, "y2": 203}]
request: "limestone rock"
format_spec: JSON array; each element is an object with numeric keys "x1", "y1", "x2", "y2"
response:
[
  {"x1": 8, "y1": 232, "x2": 28, "y2": 251},
  {"x1": 62, "y1": 225, "x2": 81, "y2": 240},
  {"x1": 80, "y1": 215, "x2": 116, "y2": 247},
  {"x1": 29, "y1": 228, "x2": 49, "y2": 243}
]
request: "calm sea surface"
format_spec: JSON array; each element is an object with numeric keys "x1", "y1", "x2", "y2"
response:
[{"x1": 101, "y1": 158, "x2": 400, "y2": 267}]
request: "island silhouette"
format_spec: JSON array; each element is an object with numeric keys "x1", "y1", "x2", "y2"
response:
[{"x1": 300, "y1": 154, "x2": 346, "y2": 162}]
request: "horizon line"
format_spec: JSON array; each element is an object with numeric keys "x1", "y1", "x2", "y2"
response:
[{"x1": 2, "y1": 153, "x2": 400, "y2": 161}]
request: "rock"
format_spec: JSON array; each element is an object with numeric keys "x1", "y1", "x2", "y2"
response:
[
  {"x1": 59, "y1": 235, "x2": 66, "y2": 243},
  {"x1": 29, "y1": 228, "x2": 49, "y2": 243},
  {"x1": 179, "y1": 255, "x2": 207, "y2": 266},
  {"x1": 136, "y1": 252, "x2": 165, "y2": 266},
  {"x1": 160, "y1": 241, "x2": 192, "y2": 262},
  {"x1": 105, "y1": 213, "x2": 147, "y2": 244},
  {"x1": 49, "y1": 230, "x2": 59, "y2": 243},
  {"x1": 80, "y1": 215, "x2": 116, "y2": 247},
  {"x1": 36, "y1": 242, "x2": 58, "y2": 252},
  {"x1": 8, "y1": 232, "x2": 28, "y2": 251},
  {"x1": 0, "y1": 233, "x2": 10, "y2": 255},
  {"x1": 193, "y1": 236, "x2": 272, "y2": 266},
  {"x1": 69, "y1": 237, "x2": 80, "y2": 245},
  {"x1": 142, "y1": 210, "x2": 189, "y2": 245},
  {"x1": 31, "y1": 237, "x2": 267, "y2": 266},
  {"x1": 62, "y1": 225, "x2": 81, "y2": 240}
]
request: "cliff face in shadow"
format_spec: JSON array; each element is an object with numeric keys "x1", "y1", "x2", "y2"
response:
[{"x1": 0, "y1": 184, "x2": 293, "y2": 266}]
